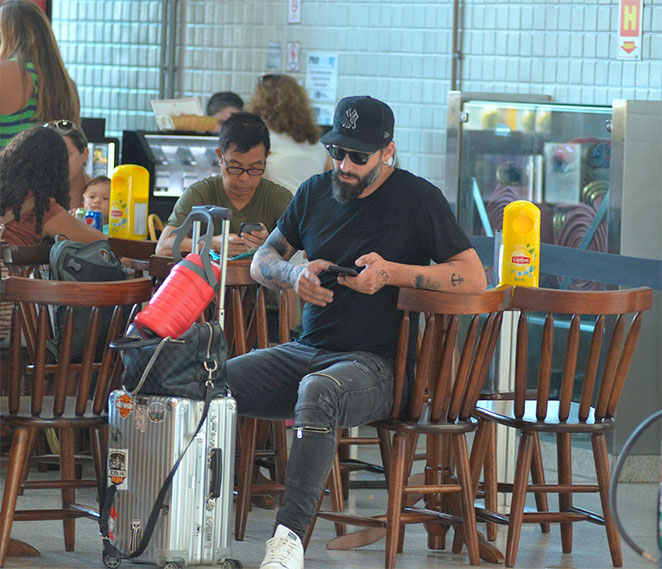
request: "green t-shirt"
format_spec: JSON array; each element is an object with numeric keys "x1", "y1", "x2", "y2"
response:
[{"x1": 166, "y1": 175, "x2": 292, "y2": 235}]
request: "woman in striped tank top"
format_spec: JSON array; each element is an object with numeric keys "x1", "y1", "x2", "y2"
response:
[{"x1": 0, "y1": 0, "x2": 80, "y2": 150}]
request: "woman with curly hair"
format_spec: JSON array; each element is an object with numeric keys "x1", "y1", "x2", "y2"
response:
[
  {"x1": 248, "y1": 74, "x2": 329, "y2": 194},
  {"x1": 0, "y1": 126, "x2": 104, "y2": 246},
  {"x1": 0, "y1": 0, "x2": 80, "y2": 149},
  {"x1": 44, "y1": 119, "x2": 91, "y2": 209}
]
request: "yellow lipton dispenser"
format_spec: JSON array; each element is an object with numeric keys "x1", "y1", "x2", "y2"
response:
[
  {"x1": 109, "y1": 165, "x2": 149, "y2": 240},
  {"x1": 499, "y1": 200, "x2": 541, "y2": 287}
]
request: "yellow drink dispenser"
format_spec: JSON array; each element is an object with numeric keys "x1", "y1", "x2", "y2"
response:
[
  {"x1": 109, "y1": 165, "x2": 149, "y2": 240},
  {"x1": 499, "y1": 200, "x2": 541, "y2": 287}
]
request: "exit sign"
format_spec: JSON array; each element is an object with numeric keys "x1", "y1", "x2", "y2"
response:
[{"x1": 618, "y1": 0, "x2": 643, "y2": 60}]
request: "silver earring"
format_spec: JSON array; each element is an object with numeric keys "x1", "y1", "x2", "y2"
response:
[{"x1": 383, "y1": 160, "x2": 389, "y2": 166}]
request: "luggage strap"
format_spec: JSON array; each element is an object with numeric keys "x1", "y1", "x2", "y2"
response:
[{"x1": 99, "y1": 385, "x2": 214, "y2": 560}]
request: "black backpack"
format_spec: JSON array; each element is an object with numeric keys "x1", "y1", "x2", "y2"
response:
[{"x1": 49, "y1": 238, "x2": 128, "y2": 362}]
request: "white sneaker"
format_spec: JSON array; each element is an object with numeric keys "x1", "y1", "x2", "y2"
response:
[{"x1": 259, "y1": 524, "x2": 304, "y2": 569}]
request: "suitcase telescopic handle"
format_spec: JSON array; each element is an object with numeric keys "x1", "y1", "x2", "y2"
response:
[
  {"x1": 209, "y1": 448, "x2": 223, "y2": 499},
  {"x1": 170, "y1": 206, "x2": 233, "y2": 289}
]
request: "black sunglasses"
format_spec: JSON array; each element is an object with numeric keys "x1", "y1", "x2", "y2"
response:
[{"x1": 325, "y1": 145, "x2": 374, "y2": 166}]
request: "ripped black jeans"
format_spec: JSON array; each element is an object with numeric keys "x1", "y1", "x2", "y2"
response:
[{"x1": 225, "y1": 340, "x2": 395, "y2": 540}]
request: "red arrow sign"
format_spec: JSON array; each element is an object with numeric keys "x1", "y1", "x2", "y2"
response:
[{"x1": 621, "y1": 41, "x2": 637, "y2": 54}]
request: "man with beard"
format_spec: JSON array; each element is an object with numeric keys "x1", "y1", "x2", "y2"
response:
[{"x1": 226, "y1": 96, "x2": 486, "y2": 569}]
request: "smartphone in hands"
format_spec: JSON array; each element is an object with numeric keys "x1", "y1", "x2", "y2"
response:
[
  {"x1": 326, "y1": 265, "x2": 359, "y2": 277},
  {"x1": 237, "y1": 222, "x2": 263, "y2": 237}
]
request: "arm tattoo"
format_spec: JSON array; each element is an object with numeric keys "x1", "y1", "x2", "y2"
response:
[
  {"x1": 252, "y1": 230, "x2": 300, "y2": 290},
  {"x1": 414, "y1": 274, "x2": 441, "y2": 291},
  {"x1": 450, "y1": 273, "x2": 464, "y2": 286}
]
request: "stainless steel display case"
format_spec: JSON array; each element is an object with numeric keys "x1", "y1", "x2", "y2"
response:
[
  {"x1": 446, "y1": 92, "x2": 614, "y2": 290},
  {"x1": 446, "y1": 92, "x2": 662, "y2": 458},
  {"x1": 122, "y1": 130, "x2": 220, "y2": 221}
]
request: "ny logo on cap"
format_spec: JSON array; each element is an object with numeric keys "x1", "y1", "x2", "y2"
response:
[{"x1": 342, "y1": 108, "x2": 359, "y2": 130}]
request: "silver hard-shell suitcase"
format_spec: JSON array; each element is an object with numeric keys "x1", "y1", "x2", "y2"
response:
[
  {"x1": 101, "y1": 206, "x2": 240, "y2": 569},
  {"x1": 105, "y1": 391, "x2": 238, "y2": 569}
]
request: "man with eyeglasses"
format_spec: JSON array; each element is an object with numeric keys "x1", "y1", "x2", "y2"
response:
[
  {"x1": 225, "y1": 96, "x2": 486, "y2": 569},
  {"x1": 156, "y1": 112, "x2": 292, "y2": 258}
]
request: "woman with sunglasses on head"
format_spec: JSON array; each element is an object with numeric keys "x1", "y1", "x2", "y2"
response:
[
  {"x1": 0, "y1": 126, "x2": 104, "y2": 247},
  {"x1": 44, "y1": 120, "x2": 91, "y2": 210},
  {"x1": 0, "y1": 0, "x2": 80, "y2": 150},
  {"x1": 248, "y1": 74, "x2": 329, "y2": 195}
]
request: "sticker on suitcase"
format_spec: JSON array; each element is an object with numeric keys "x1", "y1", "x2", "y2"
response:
[
  {"x1": 116, "y1": 393, "x2": 134, "y2": 418},
  {"x1": 108, "y1": 449, "x2": 128, "y2": 490},
  {"x1": 148, "y1": 401, "x2": 166, "y2": 423}
]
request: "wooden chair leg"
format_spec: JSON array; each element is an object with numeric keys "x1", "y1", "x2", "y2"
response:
[
  {"x1": 0, "y1": 427, "x2": 30, "y2": 567},
  {"x1": 556, "y1": 432, "x2": 573, "y2": 552},
  {"x1": 377, "y1": 428, "x2": 392, "y2": 487},
  {"x1": 235, "y1": 417, "x2": 258, "y2": 541},
  {"x1": 18, "y1": 427, "x2": 39, "y2": 495},
  {"x1": 454, "y1": 433, "x2": 480, "y2": 566},
  {"x1": 424, "y1": 434, "x2": 446, "y2": 551},
  {"x1": 90, "y1": 427, "x2": 104, "y2": 499},
  {"x1": 505, "y1": 431, "x2": 534, "y2": 568},
  {"x1": 328, "y1": 443, "x2": 346, "y2": 538},
  {"x1": 484, "y1": 421, "x2": 499, "y2": 541},
  {"x1": 385, "y1": 432, "x2": 408, "y2": 569},
  {"x1": 60, "y1": 427, "x2": 76, "y2": 551},
  {"x1": 592, "y1": 432, "x2": 623, "y2": 567},
  {"x1": 530, "y1": 432, "x2": 550, "y2": 534}
]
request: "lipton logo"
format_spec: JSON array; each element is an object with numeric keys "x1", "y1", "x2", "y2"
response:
[
  {"x1": 511, "y1": 255, "x2": 530, "y2": 264},
  {"x1": 116, "y1": 393, "x2": 134, "y2": 418}
]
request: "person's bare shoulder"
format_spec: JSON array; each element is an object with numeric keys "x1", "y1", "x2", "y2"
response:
[{"x1": 0, "y1": 60, "x2": 33, "y2": 114}]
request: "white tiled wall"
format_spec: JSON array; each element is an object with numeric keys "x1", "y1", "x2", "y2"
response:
[{"x1": 53, "y1": 0, "x2": 662, "y2": 193}]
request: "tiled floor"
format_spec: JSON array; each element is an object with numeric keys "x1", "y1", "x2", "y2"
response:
[{"x1": 0, "y1": 440, "x2": 658, "y2": 569}]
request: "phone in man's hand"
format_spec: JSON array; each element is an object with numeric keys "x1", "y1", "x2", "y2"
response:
[
  {"x1": 237, "y1": 222, "x2": 263, "y2": 237},
  {"x1": 326, "y1": 265, "x2": 359, "y2": 277}
]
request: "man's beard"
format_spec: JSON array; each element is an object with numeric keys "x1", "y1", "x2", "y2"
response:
[{"x1": 331, "y1": 161, "x2": 382, "y2": 203}]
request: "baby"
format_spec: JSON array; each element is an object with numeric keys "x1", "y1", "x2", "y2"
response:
[{"x1": 83, "y1": 176, "x2": 111, "y2": 223}]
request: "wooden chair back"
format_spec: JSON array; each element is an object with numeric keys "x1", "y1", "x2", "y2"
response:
[
  {"x1": 1, "y1": 243, "x2": 54, "y2": 361},
  {"x1": 1, "y1": 242, "x2": 52, "y2": 277},
  {"x1": 3, "y1": 276, "x2": 153, "y2": 419},
  {"x1": 108, "y1": 237, "x2": 156, "y2": 260},
  {"x1": 509, "y1": 286, "x2": 653, "y2": 423},
  {"x1": 391, "y1": 286, "x2": 510, "y2": 423}
]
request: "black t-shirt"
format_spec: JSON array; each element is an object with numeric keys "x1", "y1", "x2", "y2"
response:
[{"x1": 277, "y1": 168, "x2": 473, "y2": 360}]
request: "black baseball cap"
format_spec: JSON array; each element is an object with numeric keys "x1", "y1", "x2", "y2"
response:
[{"x1": 320, "y1": 96, "x2": 394, "y2": 153}]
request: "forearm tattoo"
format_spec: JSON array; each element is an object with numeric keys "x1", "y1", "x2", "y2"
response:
[
  {"x1": 253, "y1": 232, "x2": 299, "y2": 290},
  {"x1": 414, "y1": 274, "x2": 441, "y2": 291},
  {"x1": 450, "y1": 273, "x2": 464, "y2": 286}
]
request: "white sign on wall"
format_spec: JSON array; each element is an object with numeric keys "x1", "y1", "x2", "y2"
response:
[
  {"x1": 617, "y1": 0, "x2": 643, "y2": 60},
  {"x1": 305, "y1": 52, "x2": 338, "y2": 126},
  {"x1": 288, "y1": 0, "x2": 301, "y2": 24},
  {"x1": 266, "y1": 41, "x2": 281, "y2": 70},
  {"x1": 287, "y1": 42, "x2": 300, "y2": 72}
]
